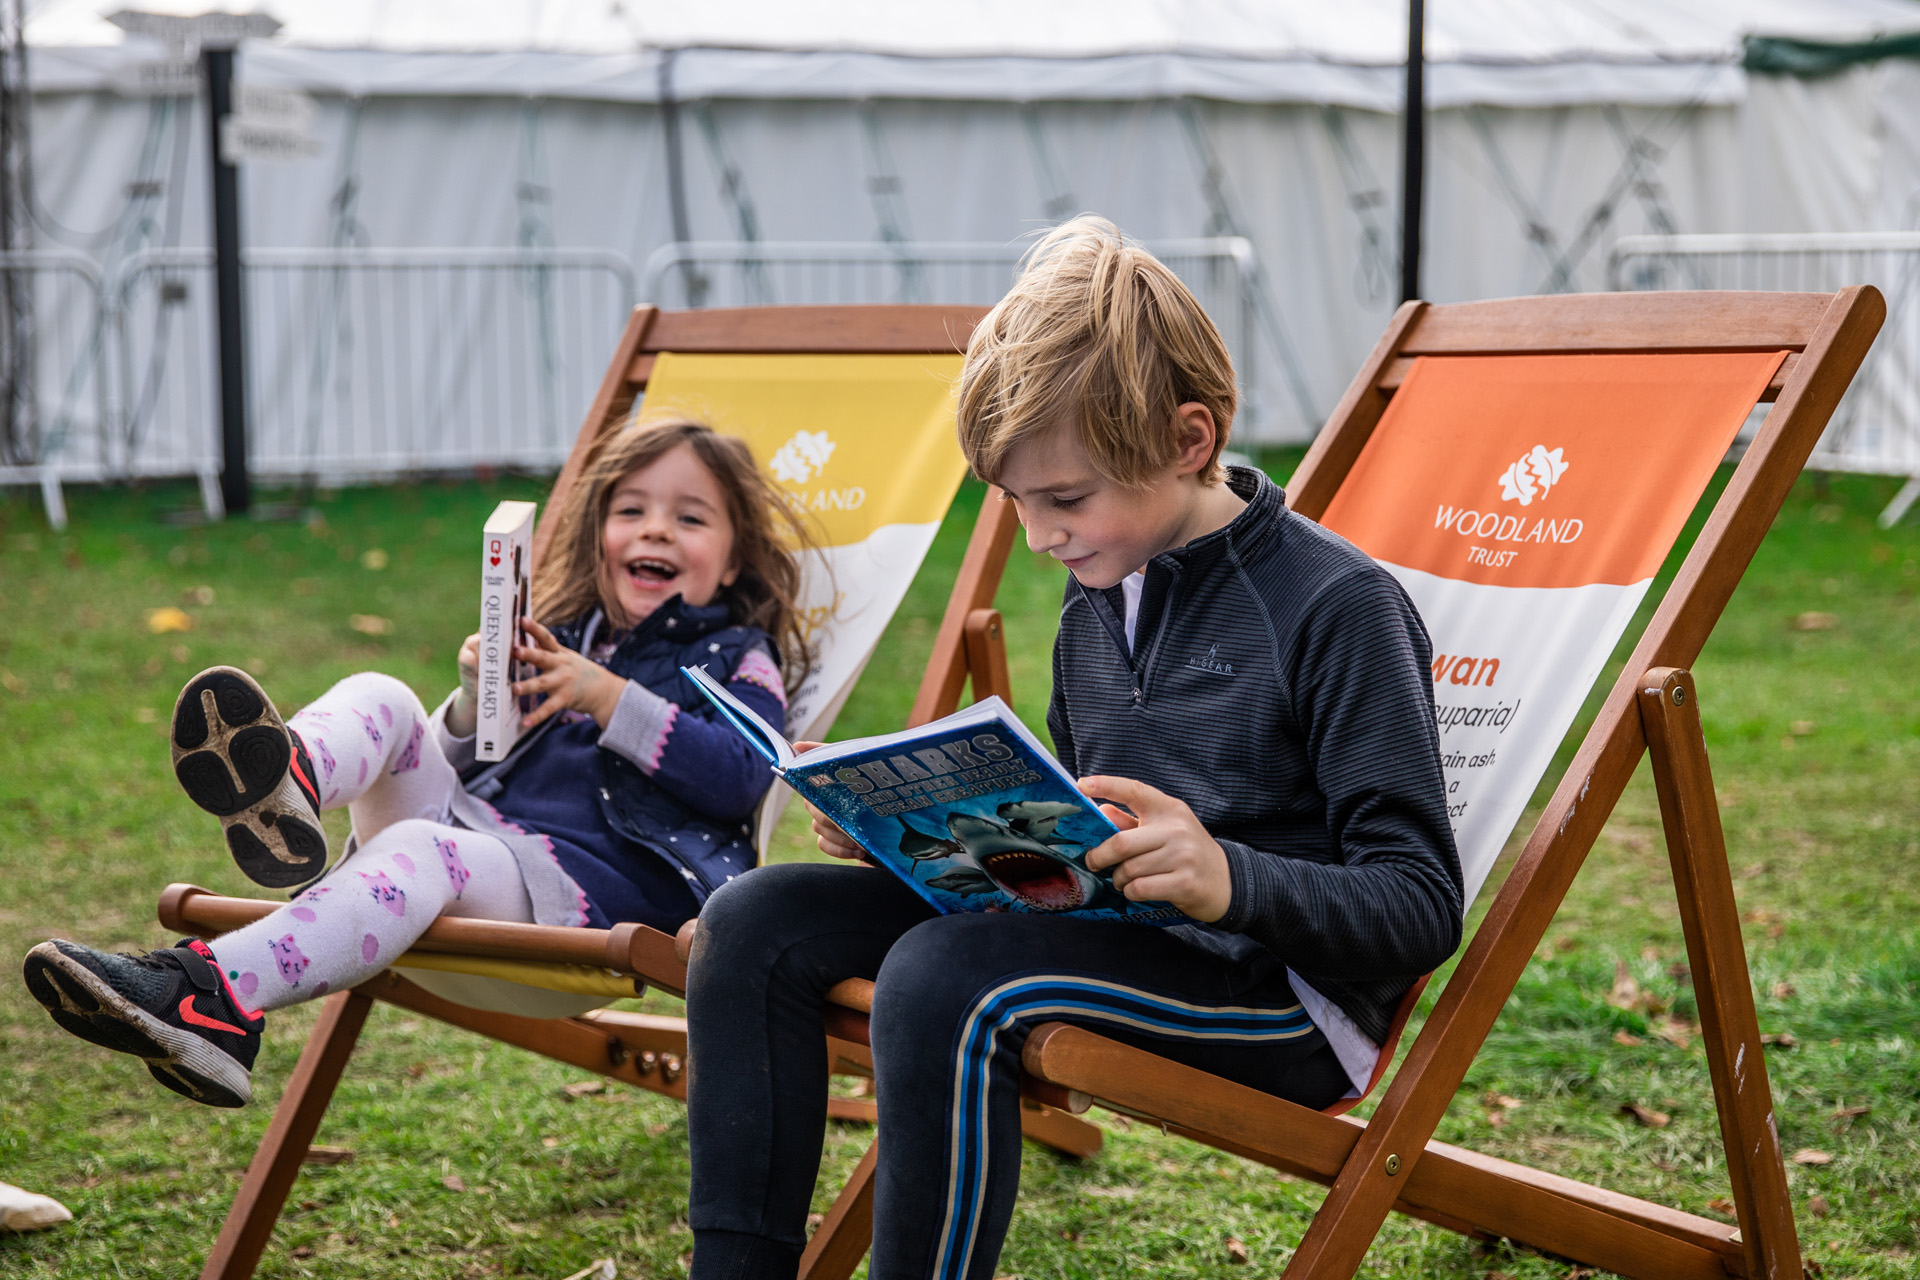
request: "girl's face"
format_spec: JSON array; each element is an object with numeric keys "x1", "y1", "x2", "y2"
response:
[{"x1": 600, "y1": 443, "x2": 739, "y2": 627}]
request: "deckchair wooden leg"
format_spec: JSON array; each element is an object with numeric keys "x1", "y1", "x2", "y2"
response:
[
  {"x1": 1639, "y1": 668, "x2": 1801, "y2": 1280},
  {"x1": 199, "y1": 989, "x2": 373, "y2": 1280},
  {"x1": 799, "y1": 1139, "x2": 879, "y2": 1280}
]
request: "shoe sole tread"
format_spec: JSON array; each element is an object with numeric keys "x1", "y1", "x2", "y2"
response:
[{"x1": 170, "y1": 666, "x2": 327, "y2": 889}]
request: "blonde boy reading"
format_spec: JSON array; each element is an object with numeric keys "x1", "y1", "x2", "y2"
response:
[{"x1": 683, "y1": 217, "x2": 1462, "y2": 1280}]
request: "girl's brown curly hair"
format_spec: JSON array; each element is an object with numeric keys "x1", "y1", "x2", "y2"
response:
[{"x1": 531, "y1": 417, "x2": 817, "y2": 695}]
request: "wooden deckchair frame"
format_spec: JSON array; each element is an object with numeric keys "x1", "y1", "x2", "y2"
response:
[
  {"x1": 791, "y1": 287, "x2": 1887, "y2": 1280},
  {"x1": 154, "y1": 303, "x2": 1102, "y2": 1280}
]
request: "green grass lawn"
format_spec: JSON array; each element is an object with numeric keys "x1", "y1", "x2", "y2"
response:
[{"x1": 1, "y1": 461, "x2": 1915, "y2": 1279}]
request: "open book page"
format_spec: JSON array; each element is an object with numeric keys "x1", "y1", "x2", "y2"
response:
[{"x1": 684, "y1": 666, "x2": 1185, "y2": 924}]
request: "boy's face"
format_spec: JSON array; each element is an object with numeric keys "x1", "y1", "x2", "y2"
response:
[{"x1": 995, "y1": 417, "x2": 1219, "y2": 591}]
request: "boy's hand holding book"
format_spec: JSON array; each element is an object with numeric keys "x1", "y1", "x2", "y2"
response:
[
  {"x1": 512, "y1": 619, "x2": 628, "y2": 730},
  {"x1": 1079, "y1": 776, "x2": 1232, "y2": 923},
  {"x1": 794, "y1": 742, "x2": 872, "y2": 864}
]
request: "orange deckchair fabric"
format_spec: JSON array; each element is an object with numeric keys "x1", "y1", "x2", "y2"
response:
[{"x1": 1322, "y1": 352, "x2": 1785, "y2": 588}]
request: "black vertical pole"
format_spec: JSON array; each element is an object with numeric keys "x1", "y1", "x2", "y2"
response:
[
  {"x1": 1400, "y1": 0, "x2": 1425, "y2": 305},
  {"x1": 203, "y1": 45, "x2": 248, "y2": 516}
]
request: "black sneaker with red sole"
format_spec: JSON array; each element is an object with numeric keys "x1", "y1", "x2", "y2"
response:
[
  {"x1": 22, "y1": 937, "x2": 264, "y2": 1108},
  {"x1": 171, "y1": 666, "x2": 328, "y2": 888}
]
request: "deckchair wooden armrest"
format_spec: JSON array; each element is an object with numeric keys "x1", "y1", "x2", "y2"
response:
[{"x1": 157, "y1": 883, "x2": 690, "y2": 996}]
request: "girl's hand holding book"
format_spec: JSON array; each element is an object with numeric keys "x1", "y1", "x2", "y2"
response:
[
  {"x1": 1079, "y1": 775, "x2": 1232, "y2": 923},
  {"x1": 513, "y1": 618, "x2": 628, "y2": 730}
]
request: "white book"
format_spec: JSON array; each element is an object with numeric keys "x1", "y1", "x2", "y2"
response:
[{"x1": 476, "y1": 500, "x2": 537, "y2": 762}]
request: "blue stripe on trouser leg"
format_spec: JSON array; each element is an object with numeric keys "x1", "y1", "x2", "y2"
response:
[{"x1": 928, "y1": 976, "x2": 1316, "y2": 1280}]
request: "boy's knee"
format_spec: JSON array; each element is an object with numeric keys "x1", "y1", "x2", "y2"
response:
[
  {"x1": 872, "y1": 914, "x2": 1012, "y2": 1033},
  {"x1": 689, "y1": 863, "x2": 814, "y2": 964}
]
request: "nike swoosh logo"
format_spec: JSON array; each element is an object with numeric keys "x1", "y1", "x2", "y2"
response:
[{"x1": 178, "y1": 995, "x2": 245, "y2": 1036}]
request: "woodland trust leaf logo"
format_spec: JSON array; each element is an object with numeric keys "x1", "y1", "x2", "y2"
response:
[
  {"x1": 768, "y1": 429, "x2": 836, "y2": 485},
  {"x1": 1497, "y1": 445, "x2": 1569, "y2": 507}
]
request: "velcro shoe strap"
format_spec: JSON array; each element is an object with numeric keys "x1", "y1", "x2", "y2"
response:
[{"x1": 173, "y1": 939, "x2": 221, "y2": 994}]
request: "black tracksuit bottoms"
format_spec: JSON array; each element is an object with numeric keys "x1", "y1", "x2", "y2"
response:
[{"x1": 685, "y1": 861, "x2": 1352, "y2": 1280}]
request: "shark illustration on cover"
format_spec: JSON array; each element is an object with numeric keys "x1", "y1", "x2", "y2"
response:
[{"x1": 683, "y1": 666, "x2": 1184, "y2": 924}]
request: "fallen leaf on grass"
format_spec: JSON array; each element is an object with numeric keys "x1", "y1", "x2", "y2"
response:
[
  {"x1": 0, "y1": 669, "x2": 21, "y2": 694},
  {"x1": 291, "y1": 1246, "x2": 314, "y2": 1259},
  {"x1": 1792, "y1": 1149, "x2": 1833, "y2": 1166},
  {"x1": 1831, "y1": 1104, "x2": 1870, "y2": 1132},
  {"x1": 1762, "y1": 1032, "x2": 1798, "y2": 1048},
  {"x1": 1790, "y1": 720, "x2": 1817, "y2": 737},
  {"x1": 302, "y1": 1145, "x2": 354, "y2": 1165},
  {"x1": 1771, "y1": 982, "x2": 1796, "y2": 1000},
  {"x1": 557, "y1": 1260, "x2": 616, "y2": 1280},
  {"x1": 542, "y1": 1136, "x2": 561, "y2": 1149},
  {"x1": 360, "y1": 548, "x2": 389, "y2": 570},
  {"x1": 349, "y1": 613, "x2": 392, "y2": 636},
  {"x1": 1486, "y1": 1110, "x2": 1508, "y2": 1128},
  {"x1": 562, "y1": 1080, "x2": 605, "y2": 1099},
  {"x1": 1614, "y1": 1030, "x2": 1644, "y2": 1047},
  {"x1": 442, "y1": 1174, "x2": 467, "y2": 1192},
  {"x1": 1224, "y1": 1236, "x2": 1250, "y2": 1265},
  {"x1": 1808, "y1": 1194, "x2": 1830, "y2": 1218},
  {"x1": 146, "y1": 606, "x2": 193, "y2": 634},
  {"x1": 1706, "y1": 1197, "x2": 1737, "y2": 1216},
  {"x1": 1654, "y1": 1017, "x2": 1696, "y2": 1050},
  {"x1": 1608, "y1": 961, "x2": 1640, "y2": 1011},
  {"x1": 1621, "y1": 1103, "x2": 1671, "y2": 1128},
  {"x1": 1792, "y1": 611, "x2": 1837, "y2": 631}
]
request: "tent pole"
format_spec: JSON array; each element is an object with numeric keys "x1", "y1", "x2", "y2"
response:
[
  {"x1": 1399, "y1": 0, "x2": 1425, "y2": 305},
  {"x1": 203, "y1": 43, "x2": 250, "y2": 516},
  {"x1": 657, "y1": 48, "x2": 704, "y2": 308}
]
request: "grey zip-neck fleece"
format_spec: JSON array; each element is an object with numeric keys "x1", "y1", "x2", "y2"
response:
[{"x1": 1049, "y1": 466, "x2": 1463, "y2": 1044}]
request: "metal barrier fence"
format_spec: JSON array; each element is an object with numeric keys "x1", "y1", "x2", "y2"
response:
[
  {"x1": 1610, "y1": 232, "x2": 1920, "y2": 526},
  {"x1": 643, "y1": 237, "x2": 1261, "y2": 424},
  {"x1": 0, "y1": 247, "x2": 636, "y2": 527},
  {"x1": 0, "y1": 250, "x2": 109, "y2": 529},
  {"x1": 6, "y1": 238, "x2": 1259, "y2": 527},
  {"x1": 114, "y1": 247, "x2": 638, "y2": 490}
]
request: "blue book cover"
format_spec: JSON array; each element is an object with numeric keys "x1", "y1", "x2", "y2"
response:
[{"x1": 683, "y1": 665, "x2": 1186, "y2": 925}]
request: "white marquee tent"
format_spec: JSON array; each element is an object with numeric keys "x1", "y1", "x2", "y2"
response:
[{"x1": 11, "y1": 0, "x2": 1920, "y2": 499}]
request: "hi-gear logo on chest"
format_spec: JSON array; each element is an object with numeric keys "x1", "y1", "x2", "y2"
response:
[{"x1": 1186, "y1": 644, "x2": 1235, "y2": 677}]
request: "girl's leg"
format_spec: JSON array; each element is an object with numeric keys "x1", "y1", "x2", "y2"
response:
[
  {"x1": 23, "y1": 818, "x2": 532, "y2": 1107},
  {"x1": 287, "y1": 672, "x2": 462, "y2": 845},
  {"x1": 684, "y1": 862, "x2": 936, "y2": 1280},
  {"x1": 207, "y1": 818, "x2": 532, "y2": 1013},
  {"x1": 866, "y1": 914, "x2": 1352, "y2": 1280}
]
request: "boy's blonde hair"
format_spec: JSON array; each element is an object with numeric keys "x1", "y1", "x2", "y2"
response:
[{"x1": 958, "y1": 215, "x2": 1237, "y2": 488}]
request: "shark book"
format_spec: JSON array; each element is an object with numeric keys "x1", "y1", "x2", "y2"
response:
[{"x1": 682, "y1": 665, "x2": 1186, "y2": 925}]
